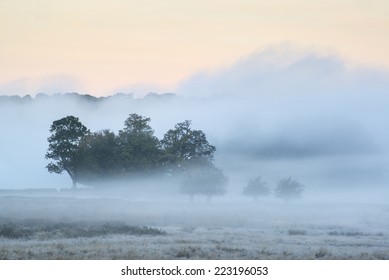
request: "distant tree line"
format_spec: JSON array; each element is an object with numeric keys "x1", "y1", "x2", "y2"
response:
[
  {"x1": 45, "y1": 114, "x2": 227, "y2": 200},
  {"x1": 0, "y1": 92, "x2": 175, "y2": 105}
]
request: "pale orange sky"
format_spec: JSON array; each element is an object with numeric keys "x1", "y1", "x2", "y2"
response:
[{"x1": 1, "y1": 0, "x2": 388, "y2": 96}]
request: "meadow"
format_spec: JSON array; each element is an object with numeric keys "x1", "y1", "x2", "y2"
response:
[{"x1": 0, "y1": 190, "x2": 388, "y2": 260}]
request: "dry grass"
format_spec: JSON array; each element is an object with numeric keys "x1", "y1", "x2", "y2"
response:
[
  {"x1": 0, "y1": 195, "x2": 388, "y2": 260},
  {"x1": 0, "y1": 220, "x2": 165, "y2": 240},
  {"x1": 288, "y1": 229, "x2": 307, "y2": 235},
  {"x1": 0, "y1": 225, "x2": 388, "y2": 259}
]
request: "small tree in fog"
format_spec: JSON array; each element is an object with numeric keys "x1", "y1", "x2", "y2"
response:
[
  {"x1": 275, "y1": 176, "x2": 305, "y2": 201},
  {"x1": 242, "y1": 176, "x2": 271, "y2": 201},
  {"x1": 180, "y1": 164, "x2": 227, "y2": 202},
  {"x1": 45, "y1": 116, "x2": 89, "y2": 189}
]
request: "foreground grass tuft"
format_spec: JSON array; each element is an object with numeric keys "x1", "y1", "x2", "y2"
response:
[
  {"x1": 0, "y1": 220, "x2": 165, "y2": 240},
  {"x1": 288, "y1": 229, "x2": 306, "y2": 236},
  {"x1": 315, "y1": 247, "x2": 329, "y2": 259},
  {"x1": 328, "y1": 230, "x2": 366, "y2": 237}
]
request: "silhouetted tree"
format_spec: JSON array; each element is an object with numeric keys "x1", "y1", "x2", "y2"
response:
[
  {"x1": 76, "y1": 129, "x2": 119, "y2": 183},
  {"x1": 45, "y1": 116, "x2": 89, "y2": 189},
  {"x1": 117, "y1": 114, "x2": 161, "y2": 174},
  {"x1": 275, "y1": 176, "x2": 305, "y2": 201},
  {"x1": 161, "y1": 120, "x2": 226, "y2": 200},
  {"x1": 242, "y1": 176, "x2": 271, "y2": 201},
  {"x1": 160, "y1": 120, "x2": 215, "y2": 171},
  {"x1": 45, "y1": 113, "x2": 225, "y2": 193}
]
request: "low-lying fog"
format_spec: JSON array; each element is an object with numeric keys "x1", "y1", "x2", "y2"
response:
[
  {"x1": 1, "y1": 47, "x2": 389, "y2": 260},
  {"x1": 1, "y1": 47, "x2": 389, "y2": 205}
]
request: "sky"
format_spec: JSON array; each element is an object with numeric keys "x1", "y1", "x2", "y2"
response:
[
  {"x1": 0, "y1": 1, "x2": 389, "y2": 196},
  {"x1": 1, "y1": 0, "x2": 389, "y2": 96}
]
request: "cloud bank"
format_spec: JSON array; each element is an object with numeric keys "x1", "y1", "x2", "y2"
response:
[
  {"x1": 1, "y1": 46, "x2": 389, "y2": 194},
  {"x1": 178, "y1": 45, "x2": 389, "y2": 98}
]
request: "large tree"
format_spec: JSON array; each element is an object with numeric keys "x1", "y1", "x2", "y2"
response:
[
  {"x1": 117, "y1": 114, "x2": 161, "y2": 174},
  {"x1": 76, "y1": 129, "x2": 119, "y2": 183},
  {"x1": 161, "y1": 120, "x2": 227, "y2": 200},
  {"x1": 160, "y1": 120, "x2": 215, "y2": 171},
  {"x1": 45, "y1": 116, "x2": 89, "y2": 189}
]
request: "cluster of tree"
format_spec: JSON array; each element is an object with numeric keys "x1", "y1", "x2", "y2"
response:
[
  {"x1": 45, "y1": 114, "x2": 227, "y2": 199},
  {"x1": 242, "y1": 176, "x2": 305, "y2": 201}
]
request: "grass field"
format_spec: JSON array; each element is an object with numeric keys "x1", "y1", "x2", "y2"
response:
[{"x1": 0, "y1": 192, "x2": 388, "y2": 259}]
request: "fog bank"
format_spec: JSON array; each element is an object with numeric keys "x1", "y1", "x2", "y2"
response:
[{"x1": 1, "y1": 47, "x2": 389, "y2": 203}]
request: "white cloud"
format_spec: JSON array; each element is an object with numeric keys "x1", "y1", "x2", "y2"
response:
[{"x1": 177, "y1": 44, "x2": 389, "y2": 98}]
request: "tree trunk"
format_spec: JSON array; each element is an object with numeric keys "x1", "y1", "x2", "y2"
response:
[
  {"x1": 72, "y1": 178, "x2": 77, "y2": 189},
  {"x1": 66, "y1": 169, "x2": 77, "y2": 190}
]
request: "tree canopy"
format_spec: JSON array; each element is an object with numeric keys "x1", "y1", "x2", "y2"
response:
[
  {"x1": 117, "y1": 114, "x2": 161, "y2": 173},
  {"x1": 160, "y1": 120, "x2": 216, "y2": 170},
  {"x1": 76, "y1": 129, "x2": 119, "y2": 182},
  {"x1": 275, "y1": 176, "x2": 305, "y2": 201},
  {"x1": 46, "y1": 114, "x2": 226, "y2": 197},
  {"x1": 45, "y1": 115, "x2": 90, "y2": 188}
]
